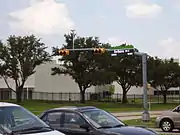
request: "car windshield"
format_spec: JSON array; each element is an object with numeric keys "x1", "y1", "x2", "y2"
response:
[
  {"x1": 82, "y1": 109, "x2": 125, "y2": 128},
  {"x1": 172, "y1": 105, "x2": 180, "y2": 111},
  {"x1": 0, "y1": 105, "x2": 50, "y2": 133}
]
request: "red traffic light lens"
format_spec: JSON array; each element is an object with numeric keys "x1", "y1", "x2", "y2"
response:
[
  {"x1": 95, "y1": 49, "x2": 101, "y2": 53},
  {"x1": 59, "y1": 50, "x2": 65, "y2": 55},
  {"x1": 94, "y1": 49, "x2": 98, "y2": 53},
  {"x1": 58, "y1": 49, "x2": 69, "y2": 56}
]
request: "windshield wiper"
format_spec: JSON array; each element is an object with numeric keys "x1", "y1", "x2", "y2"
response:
[
  {"x1": 6, "y1": 131, "x2": 17, "y2": 135},
  {"x1": 97, "y1": 126, "x2": 113, "y2": 129},
  {"x1": 13, "y1": 126, "x2": 53, "y2": 133},
  {"x1": 0, "y1": 125, "x2": 16, "y2": 135},
  {"x1": 98, "y1": 124, "x2": 125, "y2": 129},
  {"x1": 113, "y1": 124, "x2": 124, "y2": 128}
]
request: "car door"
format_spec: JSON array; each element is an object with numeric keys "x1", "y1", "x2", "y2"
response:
[
  {"x1": 60, "y1": 111, "x2": 91, "y2": 135},
  {"x1": 43, "y1": 111, "x2": 63, "y2": 131}
]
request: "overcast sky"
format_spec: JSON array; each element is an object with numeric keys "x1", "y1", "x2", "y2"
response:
[{"x1": 0, "y1": 0, "x2": 180, "y2": 59}]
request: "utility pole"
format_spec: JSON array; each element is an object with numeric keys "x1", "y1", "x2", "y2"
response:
[{"x1": 71, "y1": 29, "x2": 75, "y2": 50}]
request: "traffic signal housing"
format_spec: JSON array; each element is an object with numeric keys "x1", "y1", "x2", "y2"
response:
[
  {"x1": 93, "y1": 48, "x2": 106, "y2": 55},
  {"x1": 58, "y1": 49, "x2": 70, "y2": 56}
]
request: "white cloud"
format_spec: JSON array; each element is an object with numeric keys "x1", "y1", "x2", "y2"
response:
[
  {"x1": 122, "y1": 0, "x2": 144, "y2": 5},
  {"x1": 173, "y1": 0, "x2": 180, "y2": 9},
  {"x1": 159, "y1": 37, "x2": 180, "y2": 59},
  {"x1": 125, "y1": 2, "x2": 163, "y2": 18},
  {"x1": 106, "y1": 37, "x2": 127, "y2": 46},
  {"x1": 8, "y1": 0, "x2": 75, "y2": 35}
]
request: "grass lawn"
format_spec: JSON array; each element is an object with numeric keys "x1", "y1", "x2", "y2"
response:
[
  {"x1": 123, "y1": 117, "x2": 156, "y2": 128},
  {"x1": 1, "y1": 100, "x2": 178, "y2": 115}
]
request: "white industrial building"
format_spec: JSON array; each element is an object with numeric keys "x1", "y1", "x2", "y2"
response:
[{"x1": 0, "y1": 59, "x2": 178, "y2": 101}]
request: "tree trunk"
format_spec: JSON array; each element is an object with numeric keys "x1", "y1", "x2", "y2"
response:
[
  {"x1": 78, "y1": 84, "x2": 87, "y2": 104},
  {"x1": 122, "y1": 90, "x2": 128, "y2": 104},
  {"x1": 163, "y1": 92, "x2": 167, "y2": 104},
  {"x1": 16, "y1": 87, "x2": 22, "y2": 103},
  {"x1": 80, "y1": 90, "x2": 85, "y2": 103}
]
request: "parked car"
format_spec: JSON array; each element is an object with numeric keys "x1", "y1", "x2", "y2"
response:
[
  {"x1": 39, "y1": 106, "x2": 159, "y2": 135},
  {"x1": 0, "y1": 102, "x2": 65, "y2": 135},
  {"x1": 156, "y1": 105, "x2": 180, "y2": 132}
]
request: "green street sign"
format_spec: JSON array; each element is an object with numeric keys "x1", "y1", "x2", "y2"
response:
[{"x1": 110, "y1": 45, "x2": 134, "y2": 49}]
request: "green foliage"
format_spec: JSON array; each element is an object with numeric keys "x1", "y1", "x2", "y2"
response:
[
  {"x1": 0, "y1": 35, "x2": 51, "y2": 102},
  {"x1": 110, "y1": 44, "x2": 134, "y2": 49},
  {"x1": 52, "y1": 30, "x2": 116, "y2": 103},
  {"x1": 108, "y1": 51, "x2": 142, "y2": 103},
  {"x1": 148, "y1": 57, "x2": 180, "y2": 103}
]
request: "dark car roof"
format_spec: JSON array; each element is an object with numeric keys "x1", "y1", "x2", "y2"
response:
[{"x1": 41, "y1": 106, "x2": 99, "y2": 115}]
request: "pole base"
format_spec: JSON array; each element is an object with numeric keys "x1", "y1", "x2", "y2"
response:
[{"x1": 142, "y1": 111, "x2": 150, "y2": 122}]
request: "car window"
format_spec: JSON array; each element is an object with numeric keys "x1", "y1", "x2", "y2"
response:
[
  {"x1": 63, "y1": 112, "x2": 86, "y2": 129},
  {"x1": 46, "y1": 112, "x2": 62, "y2": 128},
  {"x1": 83, "y1": 109, "x2": 125, "y2": 128},
  {"x1": 176, "y1": 106, "x2": 180, "y2": 112},
  {"x1": 13, "y1": 108, "x2": 30, "y2": 126},
  {"x1": 0, "y1": 106, "x2": 49, "y2": 133}
]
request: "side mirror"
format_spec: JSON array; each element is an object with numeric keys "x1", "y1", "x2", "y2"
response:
[{"x1": 80, "y1": 124, "x2": 90, "y2": 131}]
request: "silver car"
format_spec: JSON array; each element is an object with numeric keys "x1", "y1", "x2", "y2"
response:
[{"x1": 155, "y1": 105, "x2": 180, "y2": 132}]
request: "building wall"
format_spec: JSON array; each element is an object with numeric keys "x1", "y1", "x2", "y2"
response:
[
  {"x1": 94, "y1": 82, "x2": 155, "y2": 99},
  {"x1": 34, "y1": 60, "x2": 95, "y2": 93},
  {"x1": 94, "y1": 82, "x2": 146, "y2": 95},
  {"x1": 113, "y1": 82, "x2": 143, "y2": 94},
  {"x1": 0, "y1": 75, "x2": 34, "y2": 89},
  {"x1": 94, "y1": 84, "x2": 112, "y2": 93},
  {"x1": 0, "y1": 75, "x2": 35, "y2": 100},
  {"x1": 32, "y1": 60, "x2": 95, "y2": 101}
]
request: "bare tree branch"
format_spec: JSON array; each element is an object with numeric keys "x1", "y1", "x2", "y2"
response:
[{"x1": 2, "y1": 76, "x2": 16, "y2": 93}]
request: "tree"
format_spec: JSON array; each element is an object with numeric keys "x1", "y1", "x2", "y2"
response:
[
  {"x1": 108, "y1": 45, "x2": 142, "y2": 104},
  {"x1": 52, "y1": 30, "x2": 116, "y2": 103},
  {"x1": 148, "y1": 57, "x2": 180, "y2": 104},
  {"x1": 0, "y1": 35, "x2": 51, "y2": 103}
]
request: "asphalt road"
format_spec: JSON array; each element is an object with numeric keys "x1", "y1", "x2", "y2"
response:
[{"x1": 151, "y1": 128, "x2": 180, "y2": 135}]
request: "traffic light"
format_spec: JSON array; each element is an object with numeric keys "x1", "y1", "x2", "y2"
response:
[
  {"x1": 93, "y1": 48, "x2": 106, "y2": 55},
  {"x1": 58, "y1": 49, "x2": 70, "y2": 56}
]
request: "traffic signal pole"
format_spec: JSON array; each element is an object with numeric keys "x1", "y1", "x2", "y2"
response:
[
  {"x1": 142, "y1": 53, "x2": 150, "y2": 121},
  {"x1": 135, "y1": 52, "x2": 150, "y2": 122}
]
